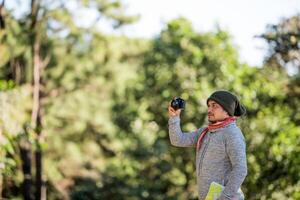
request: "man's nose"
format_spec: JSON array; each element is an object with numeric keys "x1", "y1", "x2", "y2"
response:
[{"x1": 208, "y1": 107, "x2": 213, "y2": 113}]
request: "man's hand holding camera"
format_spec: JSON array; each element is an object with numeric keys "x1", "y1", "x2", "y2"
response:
[
  {"x1": 168, "y1": 104, "x2": 181, "y2": 117},
  {"x1": 168, "y1": 97, "x2": 185, "y2": 118}
]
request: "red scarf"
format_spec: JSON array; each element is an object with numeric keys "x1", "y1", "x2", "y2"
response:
[{"x1": 196, "y1": 116, "x2": 236, "y2": 151}]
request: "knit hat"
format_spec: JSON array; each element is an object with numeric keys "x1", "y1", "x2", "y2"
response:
[{"x1": 207, "y1": 90, "x2": 246, "y2": 117}]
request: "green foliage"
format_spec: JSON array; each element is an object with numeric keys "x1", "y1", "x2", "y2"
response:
[
  {"x1": 260, "y1": 15, "x2": 300, "y2": 73},
  {"x1": 1, "y1": 1, "x2": 300, "y2": 199},
  {"x1": 0, "y1": 84, "x2": 32, "y2": 183}
]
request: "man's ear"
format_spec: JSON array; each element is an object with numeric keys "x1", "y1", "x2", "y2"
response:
[{"x1": 223, "y1": 109, "x2": 230, "y2": 117}]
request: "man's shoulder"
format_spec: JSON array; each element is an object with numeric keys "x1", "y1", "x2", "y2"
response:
[{"x1": 223, "y1": 123, "x2": 245, "y2": 141}]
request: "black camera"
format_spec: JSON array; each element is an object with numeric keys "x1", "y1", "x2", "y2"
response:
[{"x1": 171, "y1": 97, "x2": 185, "y2": 110}]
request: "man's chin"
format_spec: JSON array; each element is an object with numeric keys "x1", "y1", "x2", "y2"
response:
[{"x1": 208, "y1": 118, "x2": 217, "y2": 124}]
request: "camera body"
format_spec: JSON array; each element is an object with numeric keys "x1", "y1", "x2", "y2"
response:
[{"x1": 171, "y1": 97, "x2": 185, "y2": 110}]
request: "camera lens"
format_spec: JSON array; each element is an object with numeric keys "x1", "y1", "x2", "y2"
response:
[{"x1": 171, "y1": 97, "x2": 185, "y2": 110}]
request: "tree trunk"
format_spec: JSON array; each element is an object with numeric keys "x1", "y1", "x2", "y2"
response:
[
  {"x1": 32, "y1": 22, "x2": 44, "y2": 200},
  {"x1": 20, "y1": 138, "x2": 32, "y2": 200},
  {"x1": 0, "y1": 0, "x2": 5, "y2": 29},
  {"x1": 30, "y1": 0, "x2": 46, "y2": 199},
  {"x1": 0, "y1": 174, "x2": 2, "y2": 199}
]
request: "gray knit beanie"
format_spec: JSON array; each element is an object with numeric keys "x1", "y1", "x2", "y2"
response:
[{"x1": 207, "y1": 90, "x2": 246, "y2": 117}]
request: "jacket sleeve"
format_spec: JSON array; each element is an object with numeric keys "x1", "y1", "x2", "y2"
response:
[
  {"x1": 220, "y1": 129, "x2": 247, "y2": 200},
  {"x1": 168, "y1": 116, "x2": 203, "y2": 147}
]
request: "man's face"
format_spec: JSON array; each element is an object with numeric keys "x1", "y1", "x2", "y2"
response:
[{"x1": 207, "y1": 100, "x2": 229, "y2": 123}]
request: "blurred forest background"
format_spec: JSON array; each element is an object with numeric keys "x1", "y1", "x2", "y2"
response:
[{"x1": 0, "y1": 0, "x2": 300, "y2": 199}]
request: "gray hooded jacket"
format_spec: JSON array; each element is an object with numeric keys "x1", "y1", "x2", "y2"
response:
[{"x1": 168, "y1": 116, "x2": 247, "y2": 200}]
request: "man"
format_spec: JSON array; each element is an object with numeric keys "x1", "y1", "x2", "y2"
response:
[{"x1": 168, "y1": 90, "x2": 247, "y2": 200}]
